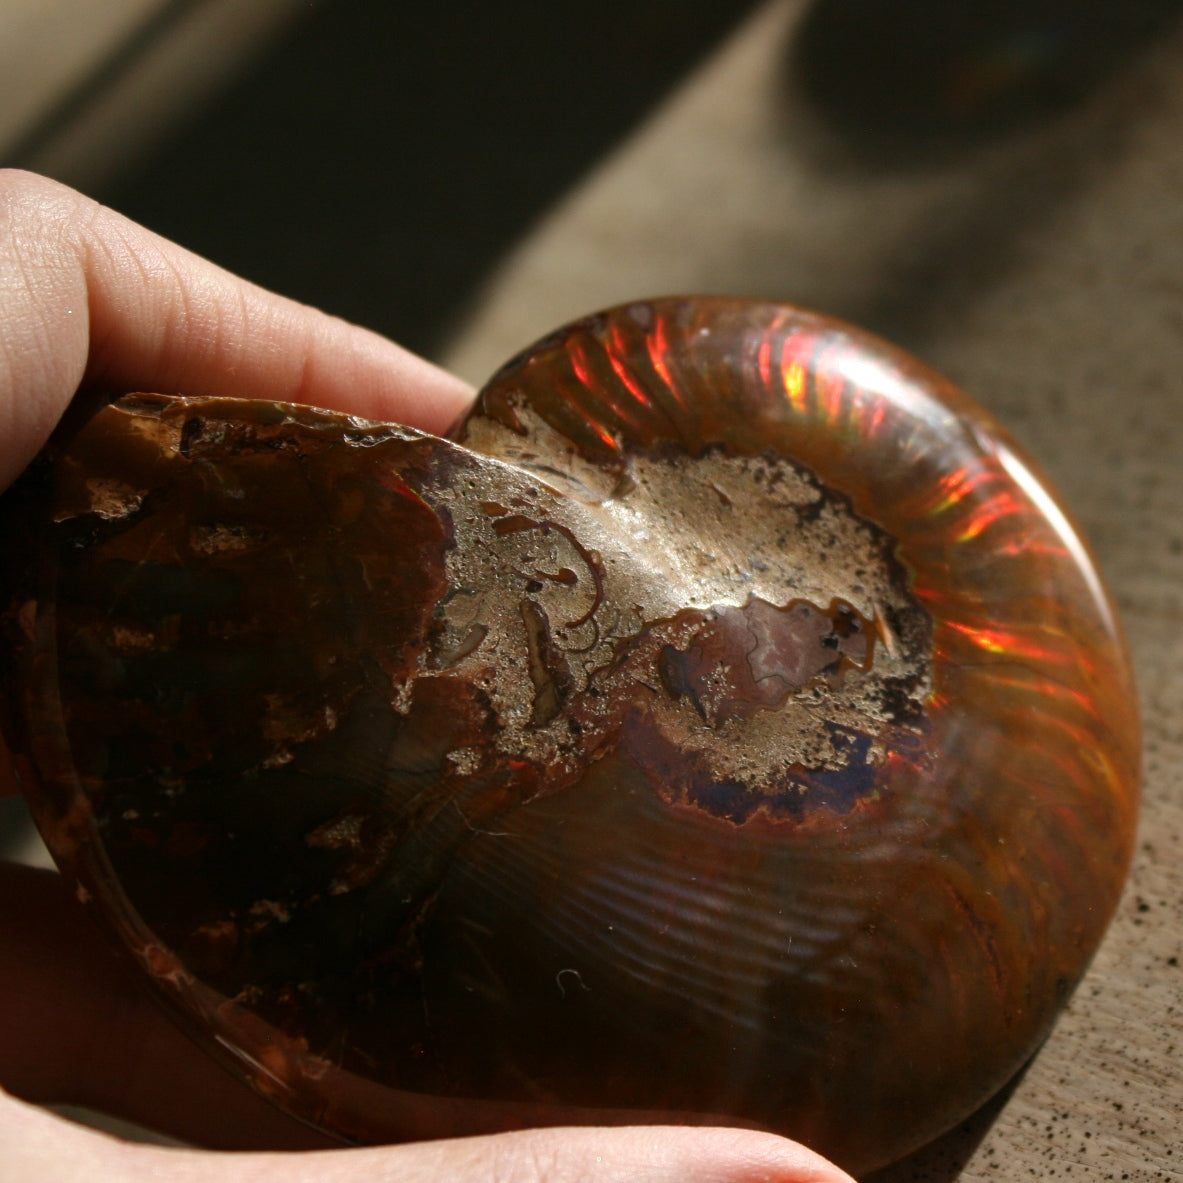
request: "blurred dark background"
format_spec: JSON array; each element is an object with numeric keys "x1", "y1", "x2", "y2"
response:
[
  {"x1": 6, "y1": 0, "x2": 1179, "y2": 358},
  {"x1": 4, "y1": 0, "x2": 762, "y2": 357},
  {"x1": 792, "y1": 0, "x2": 1183, "y2": 163}
]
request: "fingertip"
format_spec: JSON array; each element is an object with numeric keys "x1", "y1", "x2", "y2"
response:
[
  {"x1": 283, "y1": 308, "x2": 475, "y2": 435},
  {"x1": 452, "y1": 1125, "x2": 858, "y2": 1183},
  {"x1": 699, "y1": 1127, "x2": 858, "y2": 1183},
  {"x1": 643, "y1": 1125, "x2": 859, "y2": 1183}
]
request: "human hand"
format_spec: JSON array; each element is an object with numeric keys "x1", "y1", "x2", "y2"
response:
[{"x1": 0, "y1": 170, "x2": 855, "y2": 1183}]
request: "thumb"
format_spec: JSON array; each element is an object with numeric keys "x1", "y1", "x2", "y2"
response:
[{"x1": 0, "y1": 1093, "x2": 856, "y2": 1183}]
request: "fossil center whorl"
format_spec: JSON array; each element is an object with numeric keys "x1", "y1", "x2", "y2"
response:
[{"x1": 431, "y1": 422, "x2": 932, "y2": 824}]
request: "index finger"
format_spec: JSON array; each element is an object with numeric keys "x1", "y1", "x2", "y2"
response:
[{"x1": 0, "y1": 169, "x2": 474, "y2": 491}]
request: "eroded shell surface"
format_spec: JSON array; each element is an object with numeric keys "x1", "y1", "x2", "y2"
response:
[{"x1": 0, "y1": 298, "x2": 1141, "y2": 1174}]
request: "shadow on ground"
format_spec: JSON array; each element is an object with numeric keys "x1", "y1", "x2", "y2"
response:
[{"x1": 85, "y1": 0, "x2": 759, "y2": 359}]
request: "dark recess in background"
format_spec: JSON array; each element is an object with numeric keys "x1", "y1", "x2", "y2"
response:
[
  {"x1": 82, "y1": 0, "x2": 759, "y2": 360},
  {"x1": 790, "y1": 0, "x2": 1183, "y2": 166}
]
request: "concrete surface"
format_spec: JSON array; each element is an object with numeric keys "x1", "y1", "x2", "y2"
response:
[{"x1": 0, "y1": 0, "x2": 303, "y2": 190}]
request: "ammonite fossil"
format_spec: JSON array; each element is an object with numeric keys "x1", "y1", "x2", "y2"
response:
[{"x1": 0, "y1": 298, "x2": 1140, "y2": 1175}]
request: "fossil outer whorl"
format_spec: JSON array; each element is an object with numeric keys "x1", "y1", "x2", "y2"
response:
[{"x1": 0, "y1": 298, "x2": 1140, "y2": 1175}]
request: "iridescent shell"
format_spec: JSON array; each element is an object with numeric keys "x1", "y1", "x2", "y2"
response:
[{"x1": 0, "y1": 298, "x2": 1140, "y2": 1175}]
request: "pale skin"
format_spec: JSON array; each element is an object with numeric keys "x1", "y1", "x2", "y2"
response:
[{"x1": 0, "y1": 171, "x2": 855, "y2": 1183}]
